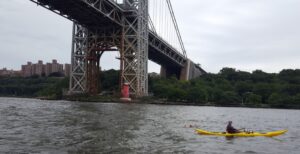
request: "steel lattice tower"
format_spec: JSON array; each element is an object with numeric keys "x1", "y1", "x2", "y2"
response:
[
  {"x1": 121, "y1": 0, "x2": 149, "y2": 96},
  {"x1": 69, "y1": 24, "x2": 88, "y2": 94},
  {"x1": 69, "y1": 0, "x2": 149, "y2": 97}
]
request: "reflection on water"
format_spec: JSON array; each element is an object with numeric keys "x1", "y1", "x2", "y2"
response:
[{"x1": 0, "y1": 97, "x2": 299, "y2": 154}]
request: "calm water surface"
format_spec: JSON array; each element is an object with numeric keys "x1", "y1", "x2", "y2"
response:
[{"x1": 0, "y1": 97, "x2": 299, "y2": 154}]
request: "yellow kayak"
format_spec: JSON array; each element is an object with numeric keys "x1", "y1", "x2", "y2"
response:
[{"x1": 195, "y1": 129, "x2": 287, "y2": 137}]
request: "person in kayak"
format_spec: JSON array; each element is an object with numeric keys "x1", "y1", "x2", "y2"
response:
[{"x1": 226, "y1": 121, "x2": 241, "y2": 133}]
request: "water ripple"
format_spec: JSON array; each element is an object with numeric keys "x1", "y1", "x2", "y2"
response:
[{"x1": 0, "y1": 97, "x2": 299, "y2": 153}]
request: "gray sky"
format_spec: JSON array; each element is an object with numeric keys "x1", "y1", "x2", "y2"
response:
[{"x1": 0, "y1": 0, "x2": 299, "y2": 73}]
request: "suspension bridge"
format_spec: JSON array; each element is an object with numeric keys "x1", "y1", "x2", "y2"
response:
[{"x1": 29, "y1": 0, "x2": 206, "y2": 97}]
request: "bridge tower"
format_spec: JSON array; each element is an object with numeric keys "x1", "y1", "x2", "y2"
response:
[{"x1": 69, "y1": 0, "x2": 149, "y2": 97}]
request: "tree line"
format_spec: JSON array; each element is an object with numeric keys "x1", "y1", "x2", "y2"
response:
[
  {"x1": 1, "y1": 68, "x2": 299, "y2": 109},
  {"x1": 149, "y1": 68, "x2": 300, "y2": 109},
  {"x1": 0, "y1": 69, "x2": 119, "y2": 99}
]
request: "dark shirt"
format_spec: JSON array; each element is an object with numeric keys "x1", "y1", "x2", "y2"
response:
[{"x1": 226, "y1": 124, "x2": 240, "y2": 133}]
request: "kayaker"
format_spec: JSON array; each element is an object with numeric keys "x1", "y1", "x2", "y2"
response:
[{"x1": 226, "y1": 121, "x2": 240, "y2": 133}]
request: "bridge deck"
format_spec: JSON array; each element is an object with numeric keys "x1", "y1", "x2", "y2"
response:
[{"x1": 35, "y1": 0, "x2": 122, "y2": 28}]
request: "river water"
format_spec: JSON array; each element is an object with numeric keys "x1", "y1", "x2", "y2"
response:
[{"x1": 0, "y1": 97, "x2": 299, "y2": 154}]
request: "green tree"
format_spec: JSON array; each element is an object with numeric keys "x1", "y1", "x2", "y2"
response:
[
  {"x1": 219, "y1": 67, "x2": 237, "y2": 81},
  {"x1": 215, "y1": 78, "x2": 234, "y2": 91},
  {"x1": 217, "y1": 91, "x2": 241, "y2": 106},
  {"x1": 280, "y1": 84, "x2": 300, "y2": 96},
  {"x1": 252, "y1": 70, "x2": 275, "y2": 83},
  {"x1": 279, "y1": 69, "x2": 300, "y2": 84},
  {"x1": 186, "y1": 86, "x2": 207, "y2": 103},
  {"x1": 253, "y1": 83, "x2": 274, "y2": 103},
  {"x1": 100, "y1": 69, "x2": 120, "y2": 92},
  {"x1": 168, "y1": 87, "x2": 187, "y2": 101},
  {"x1": 235, "y1": 81, "x2": 253, "y2": 96},
  {"x1": 268, "y1": 93, "x2": 293, "y2": 108},
  {"x1": 293, "y1": 94, "x2": 300, "y2": 106},
  {"x1": 244, "y1": 93, "x2": 262, "y2": 106}
]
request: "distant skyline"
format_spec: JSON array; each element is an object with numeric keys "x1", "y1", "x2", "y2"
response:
[{"x1": 0, "y1": 0, "x2": 299, "y2": 73}]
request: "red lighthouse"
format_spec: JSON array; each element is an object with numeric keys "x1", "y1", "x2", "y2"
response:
[{"x1": 120, "y1": 82, "x2": 131, "y2": 102}]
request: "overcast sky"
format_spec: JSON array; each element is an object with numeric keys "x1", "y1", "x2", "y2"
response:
[{"x1": 0, "y1": 0, "x2": 299, "y2": 73}]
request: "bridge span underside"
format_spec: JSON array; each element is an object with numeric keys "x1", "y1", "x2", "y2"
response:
[{"x1": 29, "y1": 0, "x2": 206, "y2": 97}]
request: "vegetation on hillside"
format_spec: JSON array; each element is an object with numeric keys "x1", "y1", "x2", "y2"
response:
[
  {"x1": 0, "y1": 76, "x2": 68, "y2": 99},
  {"x1": 0, "y1": 69, "x2": 120, "y2": 99},
  {"x1": 149, "y1": 68, "x2": 300, "y2": 108},
  {"x1": 0, "y1": 68, "x2": 299, "y2": 109}
]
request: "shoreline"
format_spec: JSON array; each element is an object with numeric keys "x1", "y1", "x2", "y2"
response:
[
  {"x1": 56, "y1": 96, "x2": 300, "y2": 110},
  {"x1": 1, "y1": 96, "x2": 299, "y2": 110}
]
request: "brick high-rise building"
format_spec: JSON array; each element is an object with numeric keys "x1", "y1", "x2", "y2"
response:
[
  {"x1": 45, "y1": 63, "x2": 52, "y2": 76},
  {"x1": 21, "y1": 60, "x2": 69, "y2": 77},
  {"x1": 51, "y1": 59, "x2": 63, "y2": 74},
  {"x1": 21, "y1": 62, "x2": 32, "y2": 77},
  {"x1": 33, "y1": 60, "x2": 44, "y2": 76}
]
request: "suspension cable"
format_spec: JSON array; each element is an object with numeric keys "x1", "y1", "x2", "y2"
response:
[{"x1": 166, "y1": 0, "x2": 187, "y2": 58}]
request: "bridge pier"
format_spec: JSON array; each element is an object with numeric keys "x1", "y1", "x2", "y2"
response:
[
  {"x1": 160, "y1": 59, "x2": 206, "y2": 80},
  {"x1": 160, "y1": 66, "x2": 181, "y2": 79},
  {"x1": 69, "y1": 24, "x2": 120, "y2": 95},
  {"x1": 180, "y1": 59, "x2": 206, "y2": 80}
]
